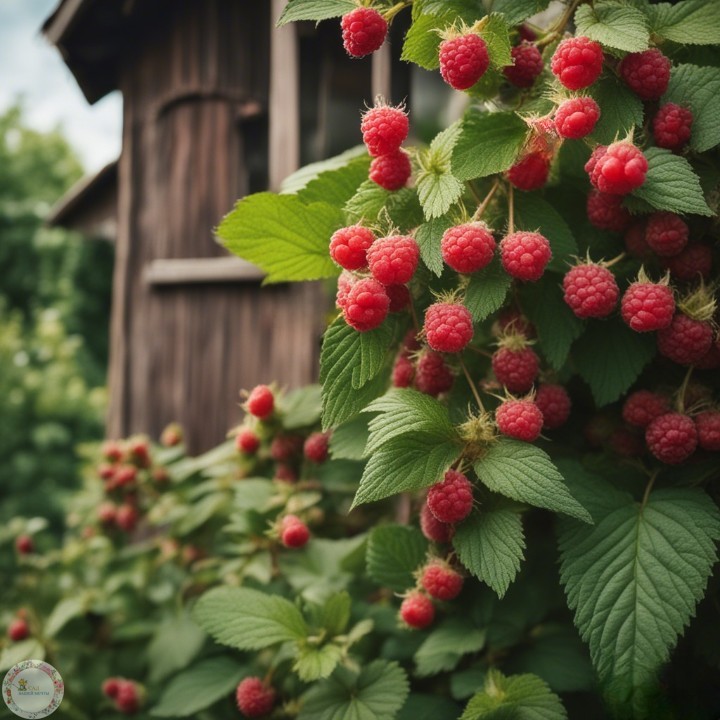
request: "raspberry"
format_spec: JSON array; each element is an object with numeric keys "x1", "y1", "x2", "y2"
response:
[
  {"x1": 367, "y1": 235, "x2": 420, "y2": 285},
  {"x1": 500, "y1": 231, "x2": 552, "y2": 282},
  {"x1": 8, "y1": 618, "x2": 29, "y2": 642},
  {"x1": 550, "y1": 36, "x2": 604, "y2": 90},
  {"x1": 624, "y1": 221, "x2": 652, "y2": 260},
  {"x1": 554, "y1": 96, "x2": 601, "y2": 139},
  {"x1": 439, "y1": 33, "x2": 490, "y2": 90},
  {"x1": 645, "y1": 212, "x2": 689, "y2": 258},
  {"x1": 15, "y1": 534, "x2": 34, "y2": 555},
  {"x1": 400, "y1": 591, "x2": 435, "y2": 629},
  {"x1": 609, "y1": 427, "x2": 644, "y2": 458},
  {"x1": 535, "y1": 384, "x2": 571, "y2": 430},
  {"x1": 420, "y1": 502, "x2": 454, "y2": 543},
  {"x1": 653, "y1": 103, "x2": 693, "y2": 151},
  {"x1": 494, "y1": 307, "x2": 535, "y2": 338},
  {"x1": 586, "y1": 141, "x2": 648, "y2": 195},
  {"x1": 586, "y1": 190, "x2": 632, "y2": 232},
  {"x1": 343, "y1": 277, "x2": 390, "y2": 331},
  {"x1": 128, "y1": 438, "x2": 151, "y2": 468},
  {"x1": 646, "y1": 412, "x2": 697, "y2": 464},
  {"x1": 495, "y1": 399, "x2": 544, "y2": 441},
  {"x1": 386, "y1": 284, "x2": 411, "y2": 312},
  {"x1": 102, "y1": 440, "x2": 124, "y2": 463},
  {"x1": 663, "y1": 244, "x2": 712, "y2": 282},
  {"x1": 427, "y1": 469, "x2": 473, "y2": 524},
  {"x1": 420, "y1": 560, "x2": 464, "y2": 600},
  {"x1": 415, "y1": 351, "x2": 454, "y2": 396},
  {"x1": 424, "y1": 302, "x2": 474, "y2": 353},
  {"x1": 621, "y1": 280, "x2": 675, "y2": 332},
  {"x1": 503, "y1": 41, "x2": 544, "y2": 87},
  {"x1": 336, "y1": 270, "x2": 355, "y2": 310},
  {"x1": 441, "y1": 222, "x2": 496, "y2": 274},
  {"x1": 102, "y1": 678, "x2": 122, "y2": 699},
  {"x1": 304, "y1": 432, "x2": 330, "y2": 463},
  {"x1": 492, "y1": 345, "x2": 539, "y2": 393},
  {"x1": 657, "y1": 314, "x2": 713, "y2": 365},
  {"x1": 236, "y1": 428, "x2": 260, "y2": 454},
  {"x1": 115, "y1": 504, "x2": 139, "y2": 533},
  {"x1": 275, "y1": 463, "x2": 297, "y2": 483},
  {"x1": 115, "y1": 681, "x2": 141, "y2": 715},
  {"x1": 114, "y1": 465, "x2": 137, "y2": 488},
  {"x1": 247, "y1": 385, "x2": 274, "y2": 419},
  {"x1": 236, "y1": 677, "x2": 276, "y2": 718},
  {"x1": 369, "y1": 150, "x2": 411, "y2": 190},
  {"x1": 280, "y1": 515, "x2": 310, "y2": 548},
  {"x1": 341, "y1": 7, "x2": 387, "y2": 58},
  {"x1": 97, "y1": 501, "x2": 117, "y2": 525},
  {"x1": 506, "y1": 152, "x2": 550, "y2": 191},
  {"x1": 361, "y1": 104, "x2": 409, "y2": 157},
  {"x1": 160, "y1": 423, "x2": 182, "y2": 447},
  {"x1": 98, "y1": 463, "x2": 116, "y2": 480},
  {"x1": 622, "y1": 390, "x2": 670, "y2": 428},
  {"x1": 270, "y1": 435, "x2": 303, "y2": 462},
  {"x1": 618, "y1": 48, "x2": 671, "y2": 101},
  {"x1": 562, "y1": 262, "x2": 619, "y2": 318},
  {"x1": 392, "y1": 353, "x2": 415, "y2": 387},
  {"x1": 329, "y1": 225, "x2": 375, "y2": 271},
  {"x1": 695, "y1": 411, "x2": 720, "y2": 451}
]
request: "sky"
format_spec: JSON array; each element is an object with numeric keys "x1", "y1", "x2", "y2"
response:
[{"x1": 0, "y1": 0, "x2": 122, "y2": 175}]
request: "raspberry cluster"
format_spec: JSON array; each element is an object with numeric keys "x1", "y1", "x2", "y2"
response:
[
  {"x1": 102, "y1": 678, "x2": 143, "y2": 715},
  {"x1": 363, "y1": 101, "x2": 412, "y2": 190}
]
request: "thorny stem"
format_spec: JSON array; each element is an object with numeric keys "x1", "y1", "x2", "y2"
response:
[
  {"x1": 536, "y1": 0, "x2": 585, "y2": 47},
  {"x1": 641, "y1": 469, "x2": 659, "y2": 509},
  {"x1": 459, "y1": 355, "x2": 485, "y2": 412},
  {"x1": 472, "y1": 179, "x2": 501, "y2": 221},
  {"x1": 507, "y1": 184, "x2": 515, "y2": 235},
  {"x1": 676, "y1": 365, "x2": 694, "y2": 414}
]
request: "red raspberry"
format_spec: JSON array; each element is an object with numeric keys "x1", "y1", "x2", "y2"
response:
[
  {"x1": 696, "y1": 411, "x2": 720, "y2": 451},
  {"x1": 624, "y1": 220, "x2": 652, "y2": 259},
  {"x1": 645, "y1": 212, "x2": 689, "y2": 258},
  {"x1": 392, "y1": 353, "x2": 415, "y2": 388},
  {"x1": 621, "y1": 280, "x2": 675, "y2": 332},
  {"x1": 367, "y1": 235, "x2": 419, "y2": 285},
  {"x1": 550, "y1": 36, "x2": 604, "y2": 90},
  {"x1": 506, "y1": 151, "x2": 550, "y2": 191},
  {"x1": 494, "y1": 307, "x2": 535, "y2": 338},
  {"x1": 247, "y1": 385, "x2": 274, "y2": 419},
  {"x1": 657, "y1": 314, "x2": 713, "y2": 365},
  {"x1": 8, "y1": 618, "x2": 29, "y2": 642},
  {"x1": 336, "y1": 270, "x2": 355, "y2": 310},
  {"x1": 361, "y1": 104, "x2": 409, "y2": 157},
  {"x1": 236, "y1": 677, "x2": 276, "y2": 718},
  {"x1": 420, "y1": 502, "x2": 454, "y2": 543},
  {"x1": 653, "y1": 103, "x2": 693, "y2": 152},
  {"x1": 618, "y1": 48, "x2": 671, "y2": 101},
  {"x1": 280, "y1": 515, "x2": 310, "y2": 548},
  {"x1": 562, "y1": 263, "x2": 619, "y2": 319},
  {"x1": 439, "y1": 33, "x2": 490, "y2": 90},
  {"x1": 427, "y1": 469, "x2": 473, "y2": 524},
  {"x1": 343, "y1": 277, "x2": 390, "y2": 331},
  {"x1": 97, "y1": 501, "x2": 117, "y2": 525},
  {"x1": 400, "y1": 591, "x2": 435, "y2": 629},
  {"x1": 236, "y1": 428, "x2": 260, "y2": 454},
  {"x1": 663, "y1": 244, "x2": 712, "y2": 282},
  {"x1": 420, "y1": 560, "x2": 464, "y2": 601},
  {"x1": 500, "y1": 231, "x2": 552, "y2": 282},
  {"x1": 102, "y1": 678, "x2": 122, "y2": 699},
  {"x1": 341, "y1": 7, "x2": 387, "y2": 58},
  {"x1": 115, "y1": 681, "x2": 141, "y2": 715},
  {"x1": 441, "y1": 222, "x2": 496, "y2": 274},
  {"x1": 495, "y1": 399, "x2": 544, "y2": 441},
  {"x1": 102, "y1": 440, "x2": 124, "y2": 463},
  {"x1": 554, "y1": 96, "x2": 600, "y2": 139},
  {"x1": 535, "y1": 384, "x2": 571, "y2": 430},
  {"x1": 492, "y1": 345, "x2": 539, "y2": 393},
  {"x1": 369, "y1": 150, "x2": 411, "y2": 190},
  {"x1": 609, "y1": 427, "x2": 644, "y2": 458},
  {"x1": 586, "y1": 190, "x2": 632, "y2": 232},
  {"x1": 275, "y1": 463, "x2": 297, "y2": 483},
  {"x1": 646, "y1": 412, "x2": 697, "y2": 464},
  {"x1": 622, "y1": 390, "x2": 670, "y2": 428},
  {"x1": 304, "y1": 432, "x2": 330, "y2": 463},
  {"x1": 424, "y1": 302, "x2": 474, "y2": 353},
  {"x1": 128, "y1": 438, "x2": 151, "y2": 468},
  {"x1": 98, "y1": 463, "x2": 116, "y2": 480},
  {"x1": 15, "y1": 534, "x2": 34, "y2": 555},
  {"x1": 415, "y1": 351, "x2": 454, "y2": 396},
  {"x1": 114, "y1": 465, "x2": 137, "y2": 488},
  {"x1": 503, "y1": 42, "x2": 544, "y2": 87},
  {"x1": 270, "y1": 435, "x2": 303, "y2": 462},
  {"x1": 586, "y1": 141, "x2": 648, "y2": 195},
  {"x1": 386, "y1": 284, "x2": 411, "y2": 312},
  {"x1": 329, "y1": 225, "x2": 375, "y2": 271},
  {"x1": 115, "y1": 504, "x2": 139, "y2": 533}
]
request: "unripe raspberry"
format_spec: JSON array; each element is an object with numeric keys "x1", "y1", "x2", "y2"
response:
[
  {"x1": 645, "y1": 212, "x2": 689, "y2": 258},
  {"x1": 343, "y1": 277, "x2": 390, "y2": 331},
  {"x1": 8, "y1": 618, "x2": 29, "y2": 642},
  {"x1": 624, "y1": 221, "x2": 652, "y2": 260},
  {"x1": 102, "y1": 440, "x2": 124, "y2": 463},
  {"x1": 236, "y1": 677, "x2": 276, "y2": 718},
  {"x1": 236, "y1": 428, "x2": 260, "y2": 455},
  {"x1": 367, "y1": 235, "x2": 420, "y2": 285},
  {"x1": 609, "y1": 427, "x2": 645, "y2": 458},
  {"x1": 500, "y1": 231, "x2": 552, "y2": 282},
  {"x1": 646, "y1": 412, "x2": 697, "y2": 464},
  {"x1": 114, "y1": 465, "x2": 137, "y2": 488},
  {"x1": 439, "y1": 33, "x2": 490, "y2": 90},
  {"x1": 369, "y1": 150, "x2": 411, "y2": 190},
  {"x1": 15, "y1": 534, "x2": 34, "y2": 555},
  {"x1": 102, "y1": 678, "x2": 122, "y2": 699},
  {"x1": 336, "y1": 270, "x2": 355, "y2": 310},
  {"x1": 562, "y1": 262, "x2": 619, "y2": 318},
  {"x1": 341, "y1": 7, "x2": 387, "y2": 58},
  {"x1": 618, "y1": 48, "x2": 671, "y2": 100},
  {"x1": 415, "y1": 351, "x2": 454, "y2": 396},
  {"x1": 663, "y1": 244, "x2": 712, "y2": 282},
  {"x1": 115, "y1": 504, "x2": 139, "y2": 533},
  {"x1": 280, "y1": 515, "x2": 310, "y2": 548},
  {"x1": 400, "y1": 591, "x2": 435, "y2": 629},
  {"x1": 386, "y1": 284, "x2": 411, "y2": 312},
  {"x1": 621, "y1": 280, "x2": 675, "y2": 332},
  {"x1": 270, "y1": 435, "x2": 303, "y2": 462},
  {"x1": 420, "y1": 502, "x2": 454, "y2": 543},
  {"x1": 622, "y1": 390, "x2": 670, "y2": 429},
  {"x1": 586, "y1": 190, "x2": 632, "y2": 232},
  {"x1": 424, "y1": 302, "x2": 474, "y2": 353},
  {"x1": 427, "y1": 469, "x2": 473, "y2": 524},
  {"x1": 554, "y1": 96, "x2": 600, "y2": 139},
  {"x1": 586, "y1": 141, "x2": 648, "y2": 195},
  {"x1": 420, "y1": 559, "x2": 464, "y2": 601},
  {"x1": 492, "y1": 345, "x2": 539, "y2": 394},
  {"x1": 247, "y1": 385, "x2": 274, "y2": 419},
  {"x1": 653, "y1": 103, "x2": 693, "y2": 152},
  {"x1": 329, "y1": 225, "x2": 375, "y2": 271},
  {"x1": 361, "y1": 104, "x2": 409, "y2": 157},
  {"x1": 535, "y1": 384, "x2": 571, "y2": 430},
  {"x1": 506, "y1": 151, "x2": 550, "y2": 191},
  {"x1": 304, "y1": 432, "x2": 330, "y2": 463},
  {"x1": 392, "y1": 353, "x2": 415, "y2": 388},
  {"x1": 695, "y1": 411, "x2": 720, "y2": 452},
  {"x1": 441, "y1": 222, "x2": 496, "y2": 274},
  {"x1": 160, "y1": 423, "x2": 182, "y2": 447},
  {"x1": 503, "y1": 42, "x2": 544, "y2": 87},
  {"x1": 495, "y1": 398, "x2": 544, "y2": 441},
  {"x1": 97, "y1": 501, "x2": 117, "y2": 525},
  {"x1": 657, "y1": 314, "x2": 713, "y2": 366},
  {"x1": 550, "y1": 36, "x2": 604, "y2": 90}
]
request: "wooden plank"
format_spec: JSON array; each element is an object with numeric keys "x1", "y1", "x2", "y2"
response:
[
  {"x1": 371, "y1": 41, "x2": 392, "y2": 101},
  {"x1": 144, "y1": 257, "x2": 264, "y2": 285}
]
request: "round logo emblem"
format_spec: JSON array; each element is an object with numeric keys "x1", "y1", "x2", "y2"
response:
[{"x1": 3, "y1": 660, "x2": 64, "y2": 718}]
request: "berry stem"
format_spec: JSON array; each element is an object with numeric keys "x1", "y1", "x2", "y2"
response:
[
  {"x1": 536, "y1": 0, "x2": 584, "y2": 48},
  {"x1": 383, "y1": 0, "x2": 412, "y2": 22},
  {"x1": 641, "y1": 469, "x2": 659, "y2": 509},
  {"x1": 472, "y1": 178, "x2": 501, "y2": 221},
  {"x1": 459, "y1": 356, "x2": 485, "y2": 411},
  {"x1": 675, "y1": 365, "x2": 694, "y2": 415},
  {"x1": 507, "y1": 184, "x2": 515, "y2": 235}
]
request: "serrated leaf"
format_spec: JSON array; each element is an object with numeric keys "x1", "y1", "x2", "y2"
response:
[
  {"x1": 415, "y1": 619, "x2": 487, "y2": 676},
  {"x1": 280, "y1": 384, "x2": 322, "y2": 429},
  {"x1": 559, "y1": 488, "x2": 720, "y2": 715},
  {"x1": 632, "y1": 147, "x2": 712, "y2": 216},
  {"x1": 344, "y1": 182, "x2": 423, "y2": 230},
  {"x1": 330, "y1": 413, "x2": 372, "y2": 460},
  {"x1": 295, "y1": 643, "x2": 345, "y2": 682},
  {"x1": 417, "y1": 171, "x2": 465, "y2": 220},
  {"x1": 488, "y1": 0, "x2": 550, "y2": 26},
  {"x1": 480, "y1": 14, "x2": 512, "y2": 70},
  {"x1": 148, "y1": 613, "x2": 206, "y2": 683},
  {"x1": 473, "y1": 439, "x2": 592, "y2": 522},
  {"x1": 453, "y1": 505, "x2": 525, "y2": 598},
  {"x1": 367, "y1": 525, "x2": 429, "y2": 592},
  {"x1": 281, "y1": 146, "x2": 367, "y2": 194},
  {"x1": 218, "y1": 193, "x2": 342, "y2": 283},
  {"x1": 401, "y1": 14, "x2": 445, "y2": 70},
  {"x1": 575, "y1": 3, "x2": 649, "y2": 53},
  {"x1": 416, "y1": 216, "x2": 453, "y2": 276},
  {"x1": 277, "y1": 0, "x2": 355, "y2": 25},
  {"x1": 319, "y1": 592, "x2": 352, "y2": 636},
  {"x1": 465, "y1": 258, "x2": 512, "y2": 322},
  {"x1": 649, "y1": 0, "x2": 720, "y2": 46},
  {"x1": 297, "y1": 155, "x2": 372, "y2": 208},
  {"x1": 589, "y1": 74, "x2": 644, "y2": 145}
]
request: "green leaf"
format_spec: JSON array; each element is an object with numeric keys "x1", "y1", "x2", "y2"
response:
[
  {"x1": 150, "y1": 657, "x2": 246, "y2": 717},
  {"x1": 330, "y1": 414, "x2": 371, "y2": 460},
  {"x1": 453, "y1": 504, "x2": 526, "y2": 598},
  {"x1": 297, "y1": 155, "x2": 372, "y2": 208},
  {"x1": 44, "y1": 596, "x2": 86, "y2": 637},
  {"x1": 397, "y1": 694, "x2": 463, "y2": 720},
  {"x1": 632, "y1": 147, "x2": 713, "y2": 216},
  {"x1": 299, "y1": 660, "x2": 410, "y2": 720},
  {"x1": 488, "y1": 0, "x2": 550, "y2": 26},
  {"x1": 277, "y1": 0, "x2": 355, "y2": 25},
  {"x1": 416, "y1": 216, "x2": 453, "y2": 276},
  {"x1": 575, "y1": 3, "x2": 649, "y2": 53},
  {"x1": 295, "y1": 643, "x2": 345, "y2": 682},
  {"x1": 218, "y1": 193, "x2": 343, "y2": 283},
  {"x1": 280, "y1": 384, "x2": 322, "y2": 429},
  {"x1": 344, "y1": 182, "x2": 422, "y2": 230},
  {"x1": 589, "y1": 74, "x2": 644, "y2": 145},
  {"x1": 473, "y1": 439, "x2": 592, "y2": 522},
  {"x1": 559, "y1": 488, "x2": 720, "y2": 714},
  {"x1": 572, "y1": 317, "x2": 656, "y2": 406},
  {"x1": 452, "y1": 112, "x2": 528, "y2": 182},
  {"x1": 461, "y1": 669, "x2": 567, "y2": 719},
  {"x1": 664, "y1": 64, "x2": 720, "y2": 153},
  {"x1": 281, "y1": 146, "x2": 367, "y2": 193},
  {"x1": 480, "y1": 14, "x2": 512, "y2": 70},
  {"x1": 417, "y1": 171, "x2": 465, "y2": 221},
  {"x1": 649, "y1": 0, "x2": 720, "y2": 45},
  {"x1": 0, "y1": 639, "x2": 45, "y2": 672},
  {"x1": 367, "y1": 524, "x2": 429, "y2": 592},
  {"x1": 319, "y1": 592, "x2": 351, "y2": 636},
  {"x1": 415, "y1": 618, "x2": 487, "y2": 676},
  {"x1": 148, "y1": 612, "x2": 206, "y2": 683},
  {"x1": 465, "y1": 258, "x2": 512, "y2": 322},
  {"x1": 401, "y1": 14, "x2": 445, "y2": 70},
  {"x1": 193, "y1": 587, "x2": 308, "y2": 650}
]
